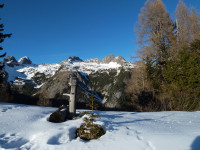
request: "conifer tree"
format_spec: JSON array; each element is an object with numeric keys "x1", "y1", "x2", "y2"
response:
[
  {"x1": 77, "y1": 92, "x2": 105, "y2": 140},
  {"x1": 0, "y1": 4, "x2": 11, "y2": 84},
  {"x1": 163, "y1": 39, "x2": 200, "y2": 110},
  {"x1": 84, "y1": 92, "x2": 99, "y2": 128}
]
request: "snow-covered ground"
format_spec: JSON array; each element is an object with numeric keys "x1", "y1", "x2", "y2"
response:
[{"x1": 0, "y1": 103, "x2": 199, "y2": 150}]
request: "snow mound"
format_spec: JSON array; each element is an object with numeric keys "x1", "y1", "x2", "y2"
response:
[{"x1": 0, "y1": 103, "x2": 200, "y2": 150}]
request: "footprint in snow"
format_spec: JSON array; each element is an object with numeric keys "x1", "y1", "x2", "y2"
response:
[
  {"x1": 47, "y1": 133, "x2": 63, "y2": 145},
  {"x1": 0, "y1": 133, "x2": 28, "y2": 149},
  {"x1": 147, "y1": 141, "x2": 156, "y2": 150},
  {"x1": 137, "y1": 135, "x2": 143, "y2": 140},
  {"x1": 2, "y1": 107, "x2": 13, "y2": 112},
  {"x1": 47, "y1": 127, "x2": 77, "y2": 145}
]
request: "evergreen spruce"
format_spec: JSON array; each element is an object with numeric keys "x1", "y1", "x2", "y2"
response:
[
  {"x1": 77, "y1": 92, "x2": 105, "y2": 140},
  {"x1": 163, "y1": 40, "x2": 200, "y2": 110},
  {"x1": 0, "y1": 4, "x2": 11, "y2": 84}
]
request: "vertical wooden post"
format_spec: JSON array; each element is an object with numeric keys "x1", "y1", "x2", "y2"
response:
[{"x1": 63, "y1": 73, "x2": 77, "y2": 118}]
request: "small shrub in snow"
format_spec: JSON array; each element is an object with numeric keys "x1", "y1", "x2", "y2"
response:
[
  {"x1": 77, "y1": 93, "x2": 105, "y2": 140},
  {"x1": 77, "y1": 122, "x2": 105, "y2": 140}
]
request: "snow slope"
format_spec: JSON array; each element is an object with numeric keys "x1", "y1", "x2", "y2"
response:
[{"x1": 0, "y1": 103, "x2": 199, "y2": 150}]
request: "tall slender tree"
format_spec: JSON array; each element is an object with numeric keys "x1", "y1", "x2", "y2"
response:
[
  {"x1": 190, "y1": 7, "x2": 200, "y2": 40},
  {"x1": 0, "y1": 4, "x2": 11, "y2": 84},
  {"x1": 176, "y1": 0, "x2": 200, "y2": 47},
  {"x1": 176, "y1": 0, "x2": 191, "y2": 47},
  {"x1": 136, "y1": 0, "x2": 175, "y2": 88}
]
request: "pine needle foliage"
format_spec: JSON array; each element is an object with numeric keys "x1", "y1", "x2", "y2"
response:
[{"x1": 0, "y1": 4, "x2": 12, "y2": 84}]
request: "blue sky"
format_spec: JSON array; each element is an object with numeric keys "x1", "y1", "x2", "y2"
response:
[{"x1": 1, "y1": 0, "x2": 200, "y2": 64}]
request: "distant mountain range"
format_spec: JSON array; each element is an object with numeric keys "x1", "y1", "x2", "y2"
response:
[{"x1": 2, "y1": 55, "x2": 134, "y2": 110}]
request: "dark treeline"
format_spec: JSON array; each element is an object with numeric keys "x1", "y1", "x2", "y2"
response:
[{"x1": 126, "y1": 0, "x2": 200, "y2": 111}]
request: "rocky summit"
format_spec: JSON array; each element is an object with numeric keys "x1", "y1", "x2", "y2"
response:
[
  {"x1": 102, "y1": 54, "x2": 126, "y2": 65},
  {"x1": 2, "y1": 55, "x2": 134, "y2": 110},
  {"x1": 18, "y1": 56, "x2": 32, "y2": 64}
]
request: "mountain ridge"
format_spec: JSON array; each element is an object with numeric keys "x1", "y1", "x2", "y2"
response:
[
  {"x1": 2, "y1": 54, "x2": 134, "y2": 110},
  {"x1": 3, "y1": 54, "x2": 131, "y2": 65}
]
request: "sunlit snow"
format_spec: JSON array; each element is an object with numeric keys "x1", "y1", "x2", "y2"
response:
[{"x1": 0, "y1": 103, "x2": 199, "y2": 150}]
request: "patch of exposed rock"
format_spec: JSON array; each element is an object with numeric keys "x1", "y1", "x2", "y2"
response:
[
  {"x1": 85, "y1": 58, "x2": 101, "y2": 64},
  {"x1": 102, "y1": 54, "x2": 126, "y2": 65},
  {"x1": 3, "y1": 56, "x2": 18, "y2": 67}
]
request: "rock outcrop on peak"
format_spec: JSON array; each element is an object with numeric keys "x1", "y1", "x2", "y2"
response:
[
  {"x1": 2, "y1": 56, "x2": 18, "y2": 67},
  {"x1": 61, "y1": 55, "x2": 130, "y2": 66},
  {"x1": 18, "y1": 56, "x2": 32, "y2": 64},
  {"x1": 67, "y1": 56, "x2": 83, "y2": 63},
  {"x1": 114, "y1": 56, "x2": 126, "y2": 64},
  {"x1": 102, "y1": 54, "x2": 127, "y2": 65},
  {"x1": 85, "y1": 58, "x2": 101, "y2": 64},
  {"x1": 102, "y1": 54, "x2": 115, "y2": 64}
]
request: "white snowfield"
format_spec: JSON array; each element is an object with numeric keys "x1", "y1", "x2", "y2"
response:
[
  {"x1": 5, "y1": 64, "x2": 61, "y2": 86},
  {"x1": 0, "y1": 103, "x2": 199, "y2": 150},
  {"x1": 65, "y1": 61, "x2": 124, "y2": 75}
]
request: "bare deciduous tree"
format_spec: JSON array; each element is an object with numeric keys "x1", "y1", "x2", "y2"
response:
[
  {"x1": 176, "y1": 0, "x2": 191, "y2": 46},
  {"x1": 176, "y1": 0, "x2": 200, "y2": 47},
  {"x1": 136, "y1": 0, "x2": 175, "y2": 65},
  {"x1": 190, "y1": 7, "x2": 200, "y2": 40}
]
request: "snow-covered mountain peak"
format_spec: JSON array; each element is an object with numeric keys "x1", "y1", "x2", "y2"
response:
[
  {"x1": 2, "y1": 56, "x2": 18, "y2": 67},
  {"x1": 3, "y1": 56, "x2": 17, "y2": 63},
  {"x1": 18, "y1": 56, "x2": 32, "y2": 64}
]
